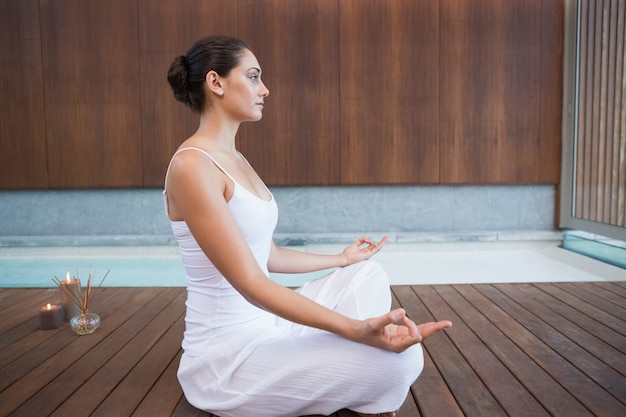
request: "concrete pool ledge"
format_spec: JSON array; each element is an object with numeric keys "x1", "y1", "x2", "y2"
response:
[{"x1": 0, "y1": 229, "x2": 564, "y2": 248}]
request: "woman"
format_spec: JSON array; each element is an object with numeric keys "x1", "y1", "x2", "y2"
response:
[{"x1": 164, "y1": 35, "x2": 451, "y2": 417}]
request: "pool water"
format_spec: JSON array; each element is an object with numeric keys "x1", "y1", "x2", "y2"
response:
[
  {"x1": 0, "y1": 257, "x2": 187, "y2": 287},
  {"x1": 0, "y1": 254, "x2": 326, "y2": 288},
  {"x1": 563, "y1": 231, "x2": 626, "y2": 269}
]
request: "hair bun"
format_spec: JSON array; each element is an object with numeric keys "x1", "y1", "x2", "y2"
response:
[{"x1": 167, "y1": 55, "x2": 191, "y2": 105}]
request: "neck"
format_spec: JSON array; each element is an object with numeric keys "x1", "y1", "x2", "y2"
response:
[{"x1": 194, "y1": 109, "x2": 241, "y2": 154}]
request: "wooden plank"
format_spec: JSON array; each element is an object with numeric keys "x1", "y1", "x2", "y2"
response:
[
  {"x1": 2, "y1": 284, "x2": 625, "y2": 417},
  {"x1": 0, "y1": 316, "x2": 46, "y2": 360},
  {"x1": 432, "y1": 284, "x2": 553, "y2": 417},
  {"x1": 40, "y1": 0, "x2": 143, "y2": 188},
  {"x1": 0, "y1": 288, "x2": 47, "y2": 311},
  {"x1": 485, "y1": 283, "x2": 625, "y2": 416},
  {"x1": 0, "y1": 289, "x2": 57, "y2": 352},
  {"x1": 538, "y1": 0, "x2": 564, "y2": 183},
  {"x1": 587, "y1": 281, "x2": 626, "y2": 305},
  {"x1": 395, "y1": 394, "x2": 420, "y2": 417},
  {"x1": 90, "y1": 301, "x2": 186, "y2": 416},
  {"x1": 397, "y1": 286, "x2": 506, "y2": 416},
  {"x1": 533, "y1": 283, "x2": 626, "y2": 342},
  {"x1": 0, "y1": 288, "x2": 58, "y2": 334},
  {"x1": 48, "y1": 288, "x2": 185, "y2": 416},
  {"x1": 0, "y1": 287, "x2": 164, "y2": 417},
  {"x1": 0, "y1": 287, "x2": 124, "y2": 392},
  {"x1": 20, "y1": 288, "x2": 182, "y2": 417},
  {"x1": 576, "y1": 0, "x2": 591, "y2": 217},
  {"x1": 595, "y1": 281, "x2": 626, "y2": 298},
  {"x1": 0, "y1": 287, "x2": 120, "y2": 359},
  {"x1": 439, "y1": 0, "x2": 552, "y2": 183},
  {"x1": 171, "y1": 395, "x2": 215, "y2": 417},
  {"x1": 603, "y1": 0, "x2": 619, "y2": 222},
  {"x1": 558, "y1": 281, "x2": 626, "y2": 320},
  {"x1": 0, "y1": 0, "x2": 48, "y2": 189},
  {"x1": 339, "y1": 0, "x2": 439, "y2": 185},
  {"x1": 392, "y1": 286, "x2": 463, "y2": 417},
  {"x1": 495, "y1": 283, "x2": 626, "y2": 377},
  {"x1": 410, "y1": 346, "x2": 462, "y2": 417},
  {"x1": 131, "y1": 349, "x2": 185, "y2": 417}
]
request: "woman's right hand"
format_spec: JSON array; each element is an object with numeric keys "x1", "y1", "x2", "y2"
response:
[{"x1": 355, "y1": 308, "x2": 452, "y2": 353}]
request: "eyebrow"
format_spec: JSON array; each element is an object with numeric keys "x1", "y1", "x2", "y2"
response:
[{"x1": 248, "y1": 67, "x2": 261, "y2": 74}]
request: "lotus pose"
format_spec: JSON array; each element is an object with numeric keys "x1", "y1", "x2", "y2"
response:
[{"x1": 164, "y1": 35, "x2": 451, "y2": 417}]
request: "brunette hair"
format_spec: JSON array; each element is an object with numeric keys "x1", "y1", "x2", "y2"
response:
[{"x1": 167, "y1": 35, "x2": 250, "y2": 113}]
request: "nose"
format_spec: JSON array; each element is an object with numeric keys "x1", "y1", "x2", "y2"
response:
[{"x1": 260, "y1": 80, "x2": 269, "y2": 97}]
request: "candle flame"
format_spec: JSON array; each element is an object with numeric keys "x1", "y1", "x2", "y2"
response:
[
  {"x1": 66, "y1": 270, "x2": 71, "y2": 282},
  {"x1": 46, "y1": 303, "x2": 51, "y2": 309}
]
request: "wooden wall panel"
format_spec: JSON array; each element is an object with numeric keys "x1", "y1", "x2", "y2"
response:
[
  {"x1": 139, "y1": 0, "x2": 239, "y2": 186},
  {"x1": 40, "y1": 0, "x2": 143, "y2": 187},
  {"x1": 0, "y1": 0, "x2": 48, "y2": 188},
  {"x1": 538, "y1": 0, "x2": 564, "y2": 183},
  {"x1": 0, "y1": 0, "x2": 564, "y2": 189},
  {"x1": 237, "y1": 0, "x2": 341, "y2": 185},
  {"x1": 574, "y1": 0, "x2": 626, "y2": 227},
  {"x1": 339, "y1": 0, "x2": 440, "y2": 184},
  {"x1": 439, "y1": 0, "x2": 546, "y2": 183}
]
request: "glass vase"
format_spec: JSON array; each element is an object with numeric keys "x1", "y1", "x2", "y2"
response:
[{"x1": 70, "y1": 311, "x2": 101, "y2": 335}]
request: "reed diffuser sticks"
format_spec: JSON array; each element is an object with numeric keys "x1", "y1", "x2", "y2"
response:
[{"x1": 53, "y1": 268, "x2": 110, "y2": 314}]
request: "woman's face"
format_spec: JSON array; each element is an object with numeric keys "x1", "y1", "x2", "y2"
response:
[{"x1": 219, "y1": 49, "x2": 269, "y2": 122}]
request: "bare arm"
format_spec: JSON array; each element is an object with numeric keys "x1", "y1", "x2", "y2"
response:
[
  {"x1": 166, "y1": 153, "x2": 450, "y2": 351},
  {"x1": 267, "y1": 236, "x2": 389, "y2": 274}
]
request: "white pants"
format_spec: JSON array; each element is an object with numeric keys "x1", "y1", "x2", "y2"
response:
[{"x1": 180, "y1": 260, "x2": 424, "y2": 417}]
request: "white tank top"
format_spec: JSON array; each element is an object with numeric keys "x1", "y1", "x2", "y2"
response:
[{"x1": 164, "y1": 147, "x2": 280, "y2": 356}]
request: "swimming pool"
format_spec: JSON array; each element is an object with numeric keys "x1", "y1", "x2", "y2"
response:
[
  {"x1": 2, "y1": 241, "x2": 623, "y2": 288},
  {"x1": 0, "y1": 246, "x2": 327, "y2": 288},
  {"x1": 0, "y1": 256, "x2": 186, "y2": 287}
]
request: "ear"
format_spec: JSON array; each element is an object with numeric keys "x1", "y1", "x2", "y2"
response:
[{"x1": 206, "y1": 71, "x2": 224, "y2": 96}]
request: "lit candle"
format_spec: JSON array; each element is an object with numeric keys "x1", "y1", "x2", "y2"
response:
[
  {"x1": 59, "y1": 270, "x2": 82, "y2": 321},
  {"x1": 39, "y1": 303, "x2": 63, "y2": 330}
]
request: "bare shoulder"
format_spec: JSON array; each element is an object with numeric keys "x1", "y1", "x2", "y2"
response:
[
  {"x1": 167, "y1": 148, "x2": 221, "y2": 186},
  {"x1": 165, "y1": 148, "x2": 230, "y2": 220}
]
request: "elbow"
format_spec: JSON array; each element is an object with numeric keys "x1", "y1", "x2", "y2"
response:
[
  {"x1": 240, "y1": 291, "x2": 268, "y2": 311},
  {"x1": 233, "y1": 275, "x2": 277, "y2": 312}
]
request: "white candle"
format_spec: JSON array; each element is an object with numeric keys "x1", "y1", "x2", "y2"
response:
[
  {"x1": 59, "y1": 270, "x2": 82, "y2": 321},
  {"x1": 39, "y1": 303, "x2": 63, "y2": 330}
]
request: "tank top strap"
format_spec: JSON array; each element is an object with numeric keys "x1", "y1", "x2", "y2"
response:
[
  {"x1": 164, "y1": 147, "x2": 236, "y2": 189},
  {"x1": 163, "y1": 147, "x2": 239, "y2": 219}
]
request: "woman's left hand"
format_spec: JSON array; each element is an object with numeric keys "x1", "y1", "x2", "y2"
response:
[
  {"x1": 342, "y1": 235, "x2": 389, "y2": 265},
  {"x1": 357, "y1": 309, "x2": 452, "y2": 353}
]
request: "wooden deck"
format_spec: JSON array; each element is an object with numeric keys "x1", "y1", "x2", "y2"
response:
[{"x1": 1, "y1": 282, "x2": 625, "y2": 417}]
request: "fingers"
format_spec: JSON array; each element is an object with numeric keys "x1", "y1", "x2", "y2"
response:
[
  {"x1": 357, "y1": 235, "x2": 388, "y2": 251},
  {"x1": 417, "y1": 320, "x2": 453, "y2": 340},
  {"x1": 368, "y1": 309, "x2": 407, "y2": 339},
  {"x1": 401, "y1": 314, "x2": 420, "y2": 340},
  {"x1": 375, "y1": 308, "x2": 406, "y2": 330},
  {"x1": 344, "y1": 236, "x2": 389, "y2": 264},
  {"x1": 364, "y1": 310, "x2": 451, "y2": 353}
]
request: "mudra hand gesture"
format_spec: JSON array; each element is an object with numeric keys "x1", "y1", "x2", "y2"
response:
[
  {"x1": 342, "y1": 236, "x2": 390, "y2": 265},
  {"x1": 360, "y1": 308, "x2": 452, "y2": 353}
]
